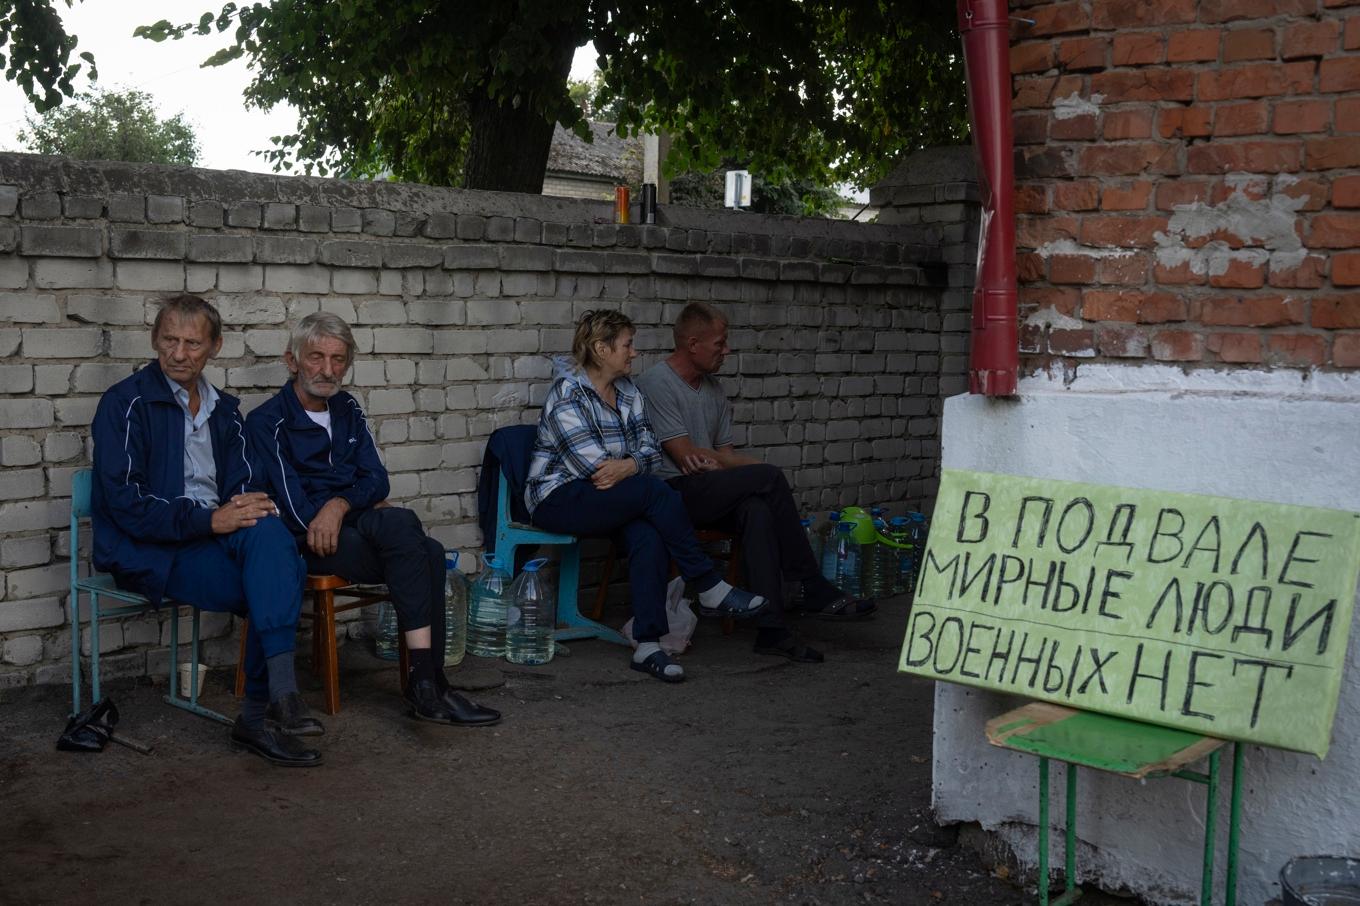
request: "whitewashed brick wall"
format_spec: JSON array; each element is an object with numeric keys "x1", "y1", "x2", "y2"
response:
[{"x1": 0, "y1": 151, "x2": 975, "y2": 689}]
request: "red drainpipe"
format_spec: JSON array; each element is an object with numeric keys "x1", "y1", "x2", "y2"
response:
[{"x1": 959, "y1": 0, "x2": 1019, "y2": 396}]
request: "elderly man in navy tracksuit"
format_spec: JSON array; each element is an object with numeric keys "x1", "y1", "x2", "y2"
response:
[
  {"x1": 246, "y1": 311, "x2": 500, "y2": 727},
  {"x1": 90, "y1": 295, "x2": 321, "y2": 767}
]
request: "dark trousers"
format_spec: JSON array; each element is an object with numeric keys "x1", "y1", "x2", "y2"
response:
[
  {"x1": 668, "y1": 464, "x2": 820, "y2": 628},
  {"x1": 531, "y1": 475, "x2": 721, "y2": 643},
  {"x1": 304, "y1": 506, "x2": 446, "y2": 662},
  {"x1": 163, "y1": 515, "x2": 305, "y2": 702}
]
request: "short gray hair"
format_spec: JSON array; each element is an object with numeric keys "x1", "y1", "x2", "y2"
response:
[{"x1": 289, "y1": 311, "x2": 357, "y2": 363}]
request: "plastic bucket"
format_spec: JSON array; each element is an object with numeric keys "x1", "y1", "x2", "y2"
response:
[
  {"x1": 1281, "y1": 856, "x2": 1360, "y2": 906},
  {"x1": 177, "y1": 661, "x2": 208, "y2": 692}
]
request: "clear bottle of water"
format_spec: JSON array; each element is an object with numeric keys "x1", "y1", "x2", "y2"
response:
[
  {"x1": 835, "y1": 522, "x2": 862, "y2": 597},
  {"x1": 467, "y1": 553, "x2": 512, "y2": 658},
  {"x1": 907, "y1": 512, "x2": 929, "y2": 589},
  {"x1": 443, "y1": 552, "x2": 468, "y2": 667},
  {"x1": 505, "y1": 557, "x2": 555, "y2": 666},
  {"x1": 803, "y1": 517, "x2": 821, "y2": 566},
  {"x1": 792, "y1": 517, "x2": 817, "y2": 609},
  {"x1": 860, "y1": 523, "x2": 881, "y2": 598},
  {"x1": 373, "y1": 601, "x2": 399, "y2": 660},
  {"x1": 889, "y1": 516, "x2": 913, "y2": 596},
  {"x1": 819, "y1": 511, "x2": 841, "y2": 582},
  {"x1": 871, "y1": 508, "x2": 898, "y2": 598}
]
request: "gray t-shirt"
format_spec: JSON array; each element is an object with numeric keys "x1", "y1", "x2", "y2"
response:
[{"x1": 635, "y1": 361, "x2": 732, "y2": 480}]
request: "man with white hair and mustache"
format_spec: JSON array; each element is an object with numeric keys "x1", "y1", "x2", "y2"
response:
[{"x1": 246, "y1": 311, "x2": 501, "y2": 727}]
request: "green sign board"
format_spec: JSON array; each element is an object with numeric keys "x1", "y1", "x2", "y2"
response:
[{"x1": 899, "y1": 470, "x2": 1360, "y2": 757}]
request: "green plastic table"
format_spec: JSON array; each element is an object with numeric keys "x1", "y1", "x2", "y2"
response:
[{"x1": 986, "y1": 702, "x2": 1243, "y2": 906}]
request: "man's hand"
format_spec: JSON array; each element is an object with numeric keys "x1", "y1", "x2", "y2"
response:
[
  {"x1": 210, "y1": 492, "x2": 278, "y2": 535},
  {"x1": 592, "y1": 457, "x2": 638, "y2": 491},
  {"x1": 306, "y1": 498, "x2": 351, "y2": 557},
  {"x1": 661, "y1": 439, "x2": 726, "y2": 475},
  {"x1": 680, "y1": 453, "x2": 720, "y2": 474}
]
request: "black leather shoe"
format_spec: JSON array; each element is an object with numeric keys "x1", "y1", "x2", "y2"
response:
[
  {"x1": 231, "y1": 717, "x2": 323, "y2": 767},
  {"x1": 440, "y1": 688, "x2": 502, "y2": 726},
  {"x1": 406, "y1": 679, "x2": 502, "y2": 726},
  {"x1": 265, "y1": 692, "x2": 325, "y2": 737}
]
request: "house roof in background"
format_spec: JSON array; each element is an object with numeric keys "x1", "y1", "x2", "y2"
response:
[{"x1": 546, "y1": 121, "x2": 643, "y2": 184}]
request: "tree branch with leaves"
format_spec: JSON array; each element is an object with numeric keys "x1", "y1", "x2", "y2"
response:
[
  {"x1": 1, "y1": 0, "x2": 96, "y2": 111},
  {"x1": 135, "y1": 0, "x2": 964, "y2": 196}
]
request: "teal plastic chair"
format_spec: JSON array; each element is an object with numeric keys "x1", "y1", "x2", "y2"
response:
[
  {"x1": 68, "y1": 469, "x2": 231, "y2": 724},
  {"x1": 492, "y1": 467, "x2": 626, "y2": 646}
]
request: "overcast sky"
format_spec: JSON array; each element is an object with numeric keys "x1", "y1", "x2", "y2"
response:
[{"x1": 0, "y1": 1, "x2": 599, "y2": 174}]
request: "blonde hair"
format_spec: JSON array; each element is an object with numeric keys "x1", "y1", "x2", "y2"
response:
[{"x1": 572, "y1": 309, "x2": 635, "y2": 370}]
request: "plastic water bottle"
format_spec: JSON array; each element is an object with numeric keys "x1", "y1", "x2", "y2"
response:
[
  {"x1": 373, "y1": 601, "x2": 399, "y2": 660},
  {"x1": 467, "y1": 553, "x2": 512, "y2": 658},
  {"x1": 444, "y1": 552, "x2": 468, "y2": 667},
  {"x1": 505, "y1": 557, "x2": 555, "y2": 665},
  {"x1": 835, "y1": 522, "x2": 862, "y2": 597},
  {"x1": 907, "y1": 512, "x2": 929, "y2": 589},
  {"x1": 861, "y1": 507, "x2": 893, "y2": 598},
  {"x1": 889, "y1": 516, "x2": 913, "y2": 596},
  {"x1": 803, "y1": 517, "x2": 821, "y2": 566},
  {"x1": 868, "y1": 508, "x2": 896, "y2": 598},
  {"x1": 819, "y1": 511, "x2": 841, "y2": 582},
  {"x1": 791, "y1": 517, "x2": 818, "y2": 609}
]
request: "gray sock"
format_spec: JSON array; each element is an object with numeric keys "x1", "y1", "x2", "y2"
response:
[
  {"x1": 265, "y1": 652, "x2": 298, "y2": 701},
  {"x1": 241, "y1": 697, "x2": 268, "y2": 729}
]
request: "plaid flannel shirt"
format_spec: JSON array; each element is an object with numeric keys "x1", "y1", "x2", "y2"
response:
[{"x1": 525, "y1": 365, "x2": 661, "y2": 514}]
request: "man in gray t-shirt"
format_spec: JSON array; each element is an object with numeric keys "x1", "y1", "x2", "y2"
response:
[
  {"x1": 636, "y1": 303, "x2": 876, "y2": 663},
  {"x1": 635, "y1": 360, "x2": 732, "y2": 480}
]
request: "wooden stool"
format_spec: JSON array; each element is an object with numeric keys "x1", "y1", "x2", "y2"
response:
[
  {"x1": 234, "y1": 574, "x2": 409, "y2": 715},
  {"x1": 591, "y1": 529, "x2": 742, "y2": 634}
]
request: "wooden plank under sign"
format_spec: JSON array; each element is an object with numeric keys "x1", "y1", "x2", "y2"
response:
[{"x1": 985, "y1": 702, "x2": 1224, "y2": 780}]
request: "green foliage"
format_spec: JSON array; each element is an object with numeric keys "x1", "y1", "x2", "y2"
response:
[
  {"x1": 18, "y1": 87, "x2": 200, "y2": 165},
  {"x1": 567, "y1": 71, "x2": 621, "y2": 123},
  {"x1": 136, "y1": 1, "x2": 589, "y2": 185},
  {"x1": 596, "y1": 0, "x2": 965, "y2": 191},
  {"x1": 668, "y1": 169, "x2": 844, "y2": 218},
  {"x1": 1, "y1": 0, "x2": 97, "y2": 111},
  {"x1": 136, "y1": 0, "x2": 965, "y2": 191}
]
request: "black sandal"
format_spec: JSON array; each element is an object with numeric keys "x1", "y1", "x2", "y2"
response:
[
  {"x1": 630, "y1": 650, "x2": 686, "y2": 683},
  {"x1": 798, "y1": 594, "x2": 877, "y2": 621},
  {"x1": 753, "y1": 638, "x2": 825, "y2": 663},
  {"x1": 697, "y1": 586, "x2": 769, "y2": 620}
]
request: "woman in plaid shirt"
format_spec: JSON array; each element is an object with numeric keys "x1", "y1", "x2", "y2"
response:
[{"x1": 527, "y1": 310, "x2": 768, "y2": 682}]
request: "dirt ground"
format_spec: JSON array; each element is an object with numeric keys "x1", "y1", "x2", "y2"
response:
[{"x1": 0, "y1": 595, "x2": 1130, "y2": 906}]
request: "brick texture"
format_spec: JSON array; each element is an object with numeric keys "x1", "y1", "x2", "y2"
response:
[
  {"x1": 1014, "y1": 0, "x2": 1360, "y2": 374},
  {"x1": 0, "y1": 149, "x2": 969, "y2": 688}
]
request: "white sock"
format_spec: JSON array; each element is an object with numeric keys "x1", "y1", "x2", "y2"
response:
[
  {"x1": 633, "y1": 641, "x2": 684, "y2": 679},
  {"x1": 698, "y1": 579, "x2": 733, "y2": 608},
  {"x1": 697, "y1": 579, "x2": 764, "y2": 612}
]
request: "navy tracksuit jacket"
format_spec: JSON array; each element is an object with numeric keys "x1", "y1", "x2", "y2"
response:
[
  {"x1": 89, "y1": 360, "x2": 260, "y2": 605},
  {"x1": 245, "y1": 384, "x2": 389, "y2": 535}
]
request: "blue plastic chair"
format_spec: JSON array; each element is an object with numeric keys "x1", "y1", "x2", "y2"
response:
[
  {"x1": 68, "y1": 469, "x2": 230, "y2": 724},
  {"x1": 491, "y1": 464, "x2": 627, "y2": 646}
]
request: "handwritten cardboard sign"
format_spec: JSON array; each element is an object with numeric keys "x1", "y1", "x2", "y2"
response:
[{"x1": 899, "y1": 470, "x2": 1360, "y2": 757}]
